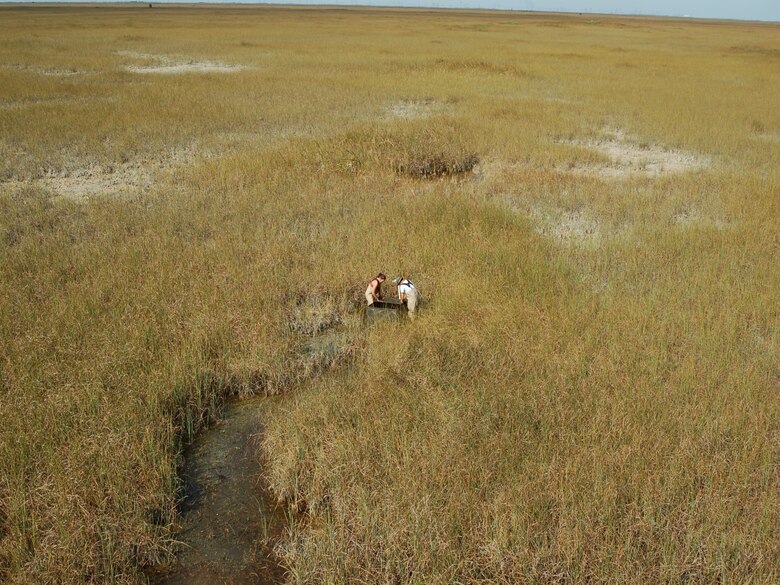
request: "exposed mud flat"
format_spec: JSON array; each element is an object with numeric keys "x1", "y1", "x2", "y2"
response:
[
  {"x1": 150, "y1": 397, "x2": 285, "y2": 585},
  {"x1": 559, "y1": 128, "x2": 711, "y2": 178}
]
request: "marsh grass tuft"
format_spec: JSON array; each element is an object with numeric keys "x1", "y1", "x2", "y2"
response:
[{"x1": 396, "y1": 152, "x2": 479, "y2": 179}]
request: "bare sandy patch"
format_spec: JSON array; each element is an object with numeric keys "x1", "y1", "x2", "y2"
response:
[
  {"x1": 120, "y1": 51, "x2": 245, "y2": 74},
  {"x1": 559, "y1": 128, "x2": 710, "y2": 178},
  {"x1": 115, "y1": 50, "x2": 158, "y2": 59},
  {"x1": 2, "y1": 64, "x2": 84, "y2": 77},
  {"x1": 1, "y1": 166, "x2": 150, "y2": 200},
  {"x1": 498, "y1": 197, "x2": 615, "y2": 292},
  {"x1": 498, "y1": 195, "x2": 604, "y2": 248},
  {"x1": 128, "y1": 61, "x2": 245, "y2": 74},
  {"x1": 0, "y1": 147, "x2": 205, "y2": 200},
  {"x1": 386, "y1": 98, "x2": 446, "y2": 119}
]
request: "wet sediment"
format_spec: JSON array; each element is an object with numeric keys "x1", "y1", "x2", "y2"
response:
[
  {"x1": 151, "y1": 397, "x2": 285, "y2": 585},
  {"x1": 152, "y1": 312, "x2": 400, "y2": 584}
]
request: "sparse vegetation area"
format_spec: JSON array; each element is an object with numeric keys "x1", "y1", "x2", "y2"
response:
[{"x1": 0, "y1": 5, "x2": 778, "y2": 584}]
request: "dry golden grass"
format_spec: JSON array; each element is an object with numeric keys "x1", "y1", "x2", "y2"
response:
[{"x1": 0, "y1": 4, "x2": 778, "y2": 583}]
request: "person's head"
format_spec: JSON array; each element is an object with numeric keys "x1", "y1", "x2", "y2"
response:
[
  {"x1": 377, "y1": 273, "x2": 386, "y2": 282},
  {"x1": 392, "y1": 276, "x2": 402, "y2": 286}
]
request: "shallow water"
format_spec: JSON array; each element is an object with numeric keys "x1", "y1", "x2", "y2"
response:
[
  {"x1": 151, "y1": 397, "x2": 285, "y2": 585},
  {"x1": 150, "y1": 319, "x2": 391, "y2": 583},
  {"x1": 367, "y1": 300, "x2": 403, "y2": 323}
]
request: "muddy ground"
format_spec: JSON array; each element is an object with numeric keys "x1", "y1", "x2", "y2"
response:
[{"x1": 150, "y1": 397, "x2": 285, "y2": 585}]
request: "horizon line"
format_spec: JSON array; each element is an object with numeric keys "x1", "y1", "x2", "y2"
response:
[{"x1": 0, "y1": 1, "x2": 778, "y2": 24}]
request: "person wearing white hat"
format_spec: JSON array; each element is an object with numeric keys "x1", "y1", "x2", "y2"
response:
[{"x1": 392, "y1": 276, "x2": 419, "y2": 320}]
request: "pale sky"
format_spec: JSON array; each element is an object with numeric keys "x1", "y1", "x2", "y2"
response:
[
  {"x1": 8, "y1": 1, "x2": 780, "y2": 22},
  {"x1": 267, "y1": 0, "x2": 780, "y2": 21}
]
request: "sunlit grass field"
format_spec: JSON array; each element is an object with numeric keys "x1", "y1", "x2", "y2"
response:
[{"x1": 1, "y1": 4, "x2": 778, "y2": 583}]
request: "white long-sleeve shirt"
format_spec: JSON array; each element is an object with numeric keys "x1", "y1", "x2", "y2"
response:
[{"x1": 398, "y1": 279, "x2": 417, "y2": 297}]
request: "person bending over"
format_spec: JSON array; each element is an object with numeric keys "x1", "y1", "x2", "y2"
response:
[
  {"x1": 393, "y1": 275, "x2": 419, "y2": 319},
  {"x1": 365, "y1": 273, "x2": 386, "y2": 306}
]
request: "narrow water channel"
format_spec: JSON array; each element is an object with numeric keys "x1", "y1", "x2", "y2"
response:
[
  {"x1": 151, "y1": 397, "x2": 285, "y2": 585},
  {"x1": 150, "y1": 308, "x2": 403, "y2": 584}
]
